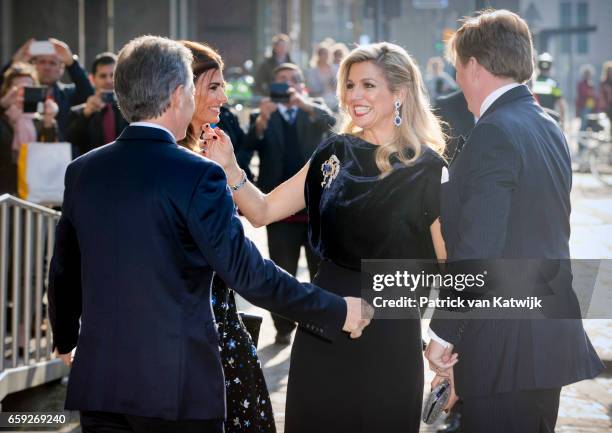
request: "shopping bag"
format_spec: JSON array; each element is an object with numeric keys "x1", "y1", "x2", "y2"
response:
[{"x1": 17, "y1": 142, "x2": 72, "y2": 205}]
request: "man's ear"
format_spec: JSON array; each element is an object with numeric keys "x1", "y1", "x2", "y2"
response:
[
  {"x1": 468, "y1": 57, "x2": 480, "y2": 82},
  {"x1": 88, "y1": 73, "x2": 95, "y2": 87},
  {"x1": 170, "y1": 84, "x2": 185, "y2": 109}
]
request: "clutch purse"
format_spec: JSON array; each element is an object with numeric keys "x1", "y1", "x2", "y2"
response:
[{"x1": 422, "y1": 379, "x2": 451, "y2": 425}]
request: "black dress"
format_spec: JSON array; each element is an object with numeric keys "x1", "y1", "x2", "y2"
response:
[
  {"x1": 284, "y1": 134, "x2": 445, "y2": 433},
  {"x1": 212, "y1": 277, "x2": 276, "y2": 433}
]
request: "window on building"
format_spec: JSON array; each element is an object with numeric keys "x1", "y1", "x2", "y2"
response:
[
  {"x1": 560, "y1": 1, "x2": 571, "y2": 54},
  {"x1": 577, "y1": 2, "x2": 589, "y2": 54}
]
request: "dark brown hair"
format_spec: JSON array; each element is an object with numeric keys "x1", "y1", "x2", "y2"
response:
[
  {"x1": 273, "y1": 62, "x2": 304, "y2": 83},
  {"x1": 178, "y1": 40, "x2": 224, "y2": 150},
  {"x1": 447, "y1": 9, "x2": 534, "y2": 83}
]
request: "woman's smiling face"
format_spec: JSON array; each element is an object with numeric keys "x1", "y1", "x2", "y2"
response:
[
  {"x1": 193, "y1": 68, "x2": 228, "y2": 125},
  {"x1": 344, "y1": 61, "x2": 396, "y2": 131}
]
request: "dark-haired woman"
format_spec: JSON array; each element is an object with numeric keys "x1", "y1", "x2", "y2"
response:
[{"x1": 179, "y1": 40, "x2": 275, "y2": 433}]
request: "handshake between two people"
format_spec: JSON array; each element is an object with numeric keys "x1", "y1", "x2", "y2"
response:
[{"x1": 342, "y1": 297, "x2": 375, "y2": 339}]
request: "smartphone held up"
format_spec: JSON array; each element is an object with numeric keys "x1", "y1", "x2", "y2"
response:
[
  {"x1": 28, "y1": 40, "x2": 55, "y2": 57},
  {"x1": 23, "y1": 86, "x2": 48, "y2": 113}
]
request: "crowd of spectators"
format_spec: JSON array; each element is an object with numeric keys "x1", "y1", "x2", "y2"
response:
[
  {"x1": 1, "y1": 33, "x2": 610, "y2": 203},
  {"x1": 0, "y1": 40, "x2": 136, "y2": 199}
]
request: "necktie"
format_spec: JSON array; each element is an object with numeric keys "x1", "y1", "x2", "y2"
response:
[
  {"x1": 102, "y1": 104, "x2": 116, "y2": 144},
  {"x1": 287, "y1": 107, "x2": 297, "y2": 124}
]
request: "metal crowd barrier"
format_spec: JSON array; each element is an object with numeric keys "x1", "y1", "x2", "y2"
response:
[{"x1": 0, "y1": 194, "x2": 68, "y2": 402}]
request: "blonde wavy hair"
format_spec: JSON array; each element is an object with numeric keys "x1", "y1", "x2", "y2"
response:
[{"x1": 336, "y1": 42, "x2": 445, "y2": 175}]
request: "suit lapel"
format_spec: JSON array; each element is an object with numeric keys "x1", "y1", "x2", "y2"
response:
[
  {"x1": 267, "y1": 111, "x2": 285, "y2": 153},
  {"x1": 295, "y1": 109, "x2": 308, "y2": 155},
  {"x1": 93, "y1": 111, "x2": 105, "y2": 145}
]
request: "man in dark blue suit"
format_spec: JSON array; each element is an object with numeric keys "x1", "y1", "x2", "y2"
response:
[
  {"x1": 48, "y1": 36, "x2": 371, "y2": 433},
  {"x1": 425, "y1": 10, "x2": 603, "y2": 433}
]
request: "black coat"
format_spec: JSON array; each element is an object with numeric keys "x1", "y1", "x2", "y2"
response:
[
  {"x1": 66, "y1": 102, "x2": 128, "y2": 156},
  {"x1": 434, "y1": 89, "x2": 474, "y2": 160}
]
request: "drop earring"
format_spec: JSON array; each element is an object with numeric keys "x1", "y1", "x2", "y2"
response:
[{"x1": 393, "y1": 100, "x2": 402, "y2": 127}]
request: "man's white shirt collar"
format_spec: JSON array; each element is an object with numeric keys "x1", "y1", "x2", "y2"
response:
[
  {"x1": 130, "y1": 121, "x2": 175, "y2": 140},
  {"x1": 277, "y1": 104, "x2": 298, "y2": 123},
  {"x1": 477, "y1": 82, "x2": 521, "y2": 122}
]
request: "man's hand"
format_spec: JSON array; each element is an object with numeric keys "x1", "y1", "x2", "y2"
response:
[
  {"x1": 425, "y1": 339, "x2": 458, "y2": 376},
  {"x1": 54, "y1": 349, "x2": 73, "y2": 367},
  {"x1": 83, "y1": 93, "x2": 106, "y2": 117},
  {"x1": 42, "y1": 99, "x2": 59, "y2": 128},
  {"x1": 342, "y1": 297, "x2": 374, "y2": 339},
  {"x1": 254, "y1": 98, "x2": 277, "y2": 136},
  {"x1": 49, "y1": 38, "x2": 74, "y2": 66},
  {"x1": 431, "y1": 367, "x2": 459, "y2": 412},
  {"x1": 12, "y1": 38, "x2": 34, "y2": 64},
  {"x1": 288, "y1": 88, "x2": 314, "y2": 114}
]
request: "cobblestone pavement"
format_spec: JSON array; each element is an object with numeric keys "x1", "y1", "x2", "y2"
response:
[{"x1": 237, "y1": 173, "x2": 612, "y2": 433}]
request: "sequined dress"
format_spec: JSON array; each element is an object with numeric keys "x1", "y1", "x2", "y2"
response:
[{"x1": 211, "y1": 276, "x2": 276, "y2": 433}]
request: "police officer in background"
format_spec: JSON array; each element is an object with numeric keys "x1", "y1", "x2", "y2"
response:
[{"x1": 532, "y1": 52, "x2": 566, "y2": 126}]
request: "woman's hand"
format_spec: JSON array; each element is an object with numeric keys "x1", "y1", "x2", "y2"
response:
[
  {"x1": 200, "y1": 124, "x2": 242, "y2": 183},
  {"x1": 0, "y1": 86, "x2": 21, "y2": 111},
  {"x1": 431, "y1": 368, "x2": 459, "y2": 412}
]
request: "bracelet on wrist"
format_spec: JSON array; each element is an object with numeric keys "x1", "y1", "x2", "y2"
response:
[{"x1": 229, "y1": 169, "x2": 247, "y2": 192}]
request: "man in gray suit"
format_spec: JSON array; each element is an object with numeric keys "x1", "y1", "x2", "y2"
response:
[{"x1": 425, "y1": 10, "x2": 603, "y2": 433}]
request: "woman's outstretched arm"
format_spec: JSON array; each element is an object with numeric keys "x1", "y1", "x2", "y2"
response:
[{"x1": 205, "y1": 126, "x2": 309, "y2": 228}]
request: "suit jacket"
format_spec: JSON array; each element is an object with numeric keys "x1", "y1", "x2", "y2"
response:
[
  {"x1": 50, "y1": 61, "x2": 95, "y2": 139},
  {"x1": 430, "y1": 85, "x2": 603, "y2": 397},
  {"x1": 245, "y1": 99, "x2": 335, "y2": 193},
  {"x1": 434, "y1": 90, "x2": 475, "y2": 160},
  {"x1": 66, "y1": 102, "x2": 128, "y2": 156},
  {"x1": 48, "y1": 125, "x2": 346, "y2": 420}
]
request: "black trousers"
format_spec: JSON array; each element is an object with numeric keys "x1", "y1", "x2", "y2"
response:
[
  {"x1": 266, "y1": 221, "x2": 319, "y2": 335},
  {"x1": 460, "y1": 388, "x2": 561, "y2": 433},
  {"x1": 80, "y1": 411, "x2": 224, "y2": 433}
]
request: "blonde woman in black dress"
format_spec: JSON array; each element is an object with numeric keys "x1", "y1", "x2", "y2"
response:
[{"x1": 205, "y1": 42, "x2": 447, "y2": 433}]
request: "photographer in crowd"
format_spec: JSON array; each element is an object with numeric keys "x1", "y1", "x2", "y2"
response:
[
  {"x1": 3, "y1": 38, "x2": 94, "y2": 138},
  {"x1": 245, "y1": 63, "x2": 336, "y2": 344},
  {"x1": 66, "y1": 52, "x2": 127, "y2": 156},
  {"x1": 0, "y1": 63, "x2": 59, "y2": 194}
]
